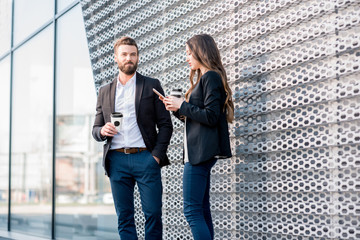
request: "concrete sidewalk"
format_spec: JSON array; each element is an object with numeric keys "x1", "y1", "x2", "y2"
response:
[{"x1": 0, "y1": 231, "x2": 49, "y2": 240}]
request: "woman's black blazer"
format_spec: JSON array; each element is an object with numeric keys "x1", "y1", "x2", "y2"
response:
[{"x1": 174, "y1": 71, "x2": 232, "y2": 165}]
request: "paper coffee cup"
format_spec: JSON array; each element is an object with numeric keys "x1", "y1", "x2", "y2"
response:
[
  {"x1": 170, "y1": 88, "x2": 182, "y2": 98},
  {"x1": 111, "y1": 112, "x2": 123, "y2": 132}
]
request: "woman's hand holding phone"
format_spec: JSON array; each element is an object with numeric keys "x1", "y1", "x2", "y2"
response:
[
  {"x1": 153, "y1": 88, "x2": 184, "y2": 111},
  {"x1": 153, "y1": 88, "x2": 165, "y2": 100},
  {"x1": 163, "y1": 96, "x2": 184, "y2": 111}
]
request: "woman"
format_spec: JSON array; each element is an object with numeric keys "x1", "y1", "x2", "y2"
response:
[{"x1": 163, "y1": 34, "x2": 234, "y2": 240}]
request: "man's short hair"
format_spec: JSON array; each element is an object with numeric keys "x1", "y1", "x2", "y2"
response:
[{"x1": 114, "y1": 36, "x2": 138, "y2": 54}]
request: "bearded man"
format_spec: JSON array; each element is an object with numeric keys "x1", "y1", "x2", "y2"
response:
[{"x1": 92, "y1": 36, "x2": 173, "y2": 239}]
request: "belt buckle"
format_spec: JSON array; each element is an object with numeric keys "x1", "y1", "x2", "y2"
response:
[{"x1": 124, "y1": 148, "x2": 131, "y2": 154}]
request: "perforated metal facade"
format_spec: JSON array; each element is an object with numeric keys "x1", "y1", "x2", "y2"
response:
[{"x1": 80, "y1": 0, "x2": 360, "y2": 239}]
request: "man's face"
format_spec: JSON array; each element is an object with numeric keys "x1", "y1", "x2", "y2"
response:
[{"x1": 114, "y1": 45, "x2": 139, "y2": 75}]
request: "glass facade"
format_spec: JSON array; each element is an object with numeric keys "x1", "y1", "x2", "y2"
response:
[
  {"x1": 11, "y1": 25, "x2": 54, "y2": 238},
  {"x1": 0, "y1": 1, "x2": 117, "y2": 239},
  {"x1": 57, "y1": 0, "x2": 76, "y2": 13},
  {"x1": 13, "y1": 0, "x2": 54, "y2": 45},
  {"x1": 55, "y1": 6, "x2": 116, "y2": 240},
  {"x1": 0, "y1": 57, "x2": 10, "y2": 230},
  {"x1": 0, "y1": 0, "x2": 12, "y2": 56}
]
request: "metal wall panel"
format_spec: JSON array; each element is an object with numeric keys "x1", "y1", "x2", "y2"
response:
[{"x1": 80, "y1": 0, "x2": 360, "y2": 239}]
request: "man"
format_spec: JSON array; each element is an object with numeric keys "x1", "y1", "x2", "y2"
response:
[{"x1": 92, "y1": 36, "x2": 173, "y2": 239}]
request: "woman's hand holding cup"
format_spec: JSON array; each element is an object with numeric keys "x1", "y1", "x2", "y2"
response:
[{"x1": 163, "y1": 89, "x2": 184, "y2": 111}]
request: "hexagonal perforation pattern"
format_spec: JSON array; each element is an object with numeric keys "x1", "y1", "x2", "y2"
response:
[{"x1": 81, "y1": 0, "x2": 360, "y2": 239}]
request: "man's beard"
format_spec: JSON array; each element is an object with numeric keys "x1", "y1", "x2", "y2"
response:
[{"x1": 119, "y1": 61, "x2": 138, "y2": 75}]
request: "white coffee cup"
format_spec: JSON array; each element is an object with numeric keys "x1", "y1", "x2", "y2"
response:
[
  {"x1": 170, "y1": 88, "x2": 182, "y2": 98},
  {"x1": 111, "y1": 112, "x2": 123, "y2": 132}
]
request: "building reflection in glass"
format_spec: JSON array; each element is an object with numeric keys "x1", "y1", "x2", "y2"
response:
[
  {"x1": 11, "y1": 24, "x2": 54, "y2": 238},
  {"x1": 54, "y1": 5, "x2": 117, "y2": 239},
  {"x1": 0, "y1": 57, "x2": 10, "y2": 229}
]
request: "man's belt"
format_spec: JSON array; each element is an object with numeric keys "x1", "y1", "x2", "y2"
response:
[{"x1": 113, "y1": 148, "x2": 147, "y2": 154}]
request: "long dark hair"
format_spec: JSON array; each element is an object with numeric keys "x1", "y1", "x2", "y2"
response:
[{"x1": 185, "y1": 34, "x2": 234, "y2": 123}]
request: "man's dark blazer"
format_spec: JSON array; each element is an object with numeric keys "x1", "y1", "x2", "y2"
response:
[
  {"x1": 92, "y1": 72, "x2": 173, "y2": 174},
  {"x1": 174, "y1": 71, "x2": 232, "y2": 165}
]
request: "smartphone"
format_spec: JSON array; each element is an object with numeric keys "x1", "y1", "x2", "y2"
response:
[{"x1": 153, "y1": 88, "x2": 165, "y2": 99}]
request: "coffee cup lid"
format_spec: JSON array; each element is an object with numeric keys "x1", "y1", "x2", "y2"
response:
[{"x1": 111, "y1": 112, "x2": 123, "y2": 117}]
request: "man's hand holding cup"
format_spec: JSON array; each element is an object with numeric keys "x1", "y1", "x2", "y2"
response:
[{"x1": 101, "y1": 112, "x2": 123, "y2": 137}]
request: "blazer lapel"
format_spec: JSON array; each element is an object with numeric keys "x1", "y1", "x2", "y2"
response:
[
  {"x1": 109, "y1": 78, "x2": 117, "y2": 113},
  {"x1": 135, "y1": 72, "x2": 144, "y2": 118}
]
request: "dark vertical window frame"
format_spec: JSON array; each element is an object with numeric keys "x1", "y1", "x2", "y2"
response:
[
  {"x1": 7, "y1": 0, "x2": 15, "y2": 232},
  {"x1": 51, "y1": 0, "x2": 57, "y2": 238}
]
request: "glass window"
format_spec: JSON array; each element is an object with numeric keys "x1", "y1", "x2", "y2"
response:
[
  {"x1": 11, "y1": 25, "x2": 53, "y2": 238},
  {"x1": 57, "y1": 0, "x2": 76, "y2": 13},
  {"x1": 0, "y1": 0, "x2": 12, "y2": 56},
  {"x1": 0, "y1": 57, "x2": 10, "y2": 229},
  {"x1": 13, "y1": 0, "x2": 54, "y2": 45},
  {"x1": 55, "y1": 5, "x2": 117, "y2": 240}
]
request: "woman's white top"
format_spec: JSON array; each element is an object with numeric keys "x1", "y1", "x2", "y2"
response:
[{"x1": 184, "y1": 118, "x2": 189, "y2": 163}]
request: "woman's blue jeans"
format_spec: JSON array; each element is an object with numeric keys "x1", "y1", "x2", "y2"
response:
[{"x1": 183, "y1": 158, "x2": 217, "y2": 240}]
